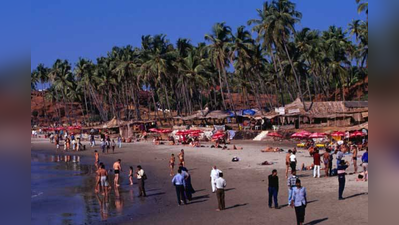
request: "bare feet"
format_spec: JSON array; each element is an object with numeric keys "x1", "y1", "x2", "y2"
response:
[{"x1": 216, "y1": 209, "x2": 221, "y2": 212}]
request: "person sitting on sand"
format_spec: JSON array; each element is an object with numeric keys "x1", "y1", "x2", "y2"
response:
[
  {"x1": 168, "y1": 136, "x2": 175, "y2": 145},
  {"x1": 261, "y1": 147, "x2": 279, "y2": 153},
  {"x1": 356, "y1": 172, "x2": 367, "y2": 182},
  {"x1": 301, "y1": 163, "x2": 314, "y2": 171},
  {"x1": 226, "y1": 145, "x2": 243, "y2": 150}
]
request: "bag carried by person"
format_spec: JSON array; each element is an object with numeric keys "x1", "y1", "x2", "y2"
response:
[{"x1": 142, "y1": 173, "x2": 148, "y2": 180}]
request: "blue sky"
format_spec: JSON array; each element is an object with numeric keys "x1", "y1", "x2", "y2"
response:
[{"x1": 30, "y1": 0, "x2": 366, "y2": 70}]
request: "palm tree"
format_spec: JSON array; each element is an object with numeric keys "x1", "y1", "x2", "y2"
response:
[
  {"x1": 356, "y1": 0, "x2": 368, "y2": 21},
  {"x1": 48, "y1": 59, "x2": 75, "y2": 124},
  {"x1": 205, "y1": 22, "x2": 235, "y2": 111}
]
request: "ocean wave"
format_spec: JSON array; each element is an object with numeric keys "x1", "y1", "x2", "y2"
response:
[{"x1": 31, "y1": 192, "x2": 43, "y2": 198}]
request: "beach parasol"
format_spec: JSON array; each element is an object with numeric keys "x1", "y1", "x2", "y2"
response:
[
  {"x1": 56, "y1": 127, "x2": 65, "y2": 131},
  {"x1": 149, "y1": 128, "x2": 159, "y2": 133},
  {"x1": 67, "y1": 126, "x2": 75, "y2": 130},
  {"x1": 159, "y1": 129, "x2": 173, "y2": 134},
  {"x1": 309, "y1": 132, "x2": 327, "y2": 139},
  {"x1": 212, "y1": 133, "x2": 225, "y2": 139},
  {"x1": 291, "y1": 132, "x2": 309, "y2": 139},
  {"x1": 190, "y1": 133, "x2": 200, "y2": 137},
  {"x1": 74, "y1": 125, "x2": 82, "y2": 130},
  {"x1": 188, "y1": 130, "x2": 203, "y2": 134},
  {"x1": 331, "y1": 131, "x2": 345, "y2": 137},
  {"x1": 268, "y1": 132, "x2": 283, "y2": 138},
  {"x1": 176, "y1": 130, "x2": 189, "y2": 136},
  {"x1": 350, "y1": 131, "x2": 365, "y2": 138}
]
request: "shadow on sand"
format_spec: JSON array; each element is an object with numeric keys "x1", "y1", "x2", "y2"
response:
[
  {"x1": 305, "y1": 217, "x2": 329, "y2": 225},
  {"x1": 146, "y1": 192, "x2": 166, "y2": 197},
  {"x1": 225, "y1": 188, "x2": 236, "y2": 192},
  {"x1": 191, "y1": 194, "x2": 209, "y2": 201},
  {"x1": 225, "y1": 203, "x2": 248, "y2": 210},
  {"x1": 345, "y1": 192, "x2": 368, "y2": 200}
]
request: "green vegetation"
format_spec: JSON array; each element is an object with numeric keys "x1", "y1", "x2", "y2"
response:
[{"x1": 31, "y1": 0, "x2": 368, "y2": 124}]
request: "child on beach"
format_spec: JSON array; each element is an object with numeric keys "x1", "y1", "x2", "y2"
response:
[
  {"x1": 129, "y1": 166, "x2": 134, "y2": 185},
  {"x1": 111, "y1": 139, "x2": 116, "y2": 154},
  {"x1": 169, "y1": 154, "x2": 175, "y2": 176}
]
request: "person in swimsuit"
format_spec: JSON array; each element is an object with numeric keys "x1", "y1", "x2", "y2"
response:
[
  {"x1": 129, "y1": 166, "x2": 134, "y2": 185},
  {"x1": 323, "y1": 149, "x2": 330, "y2": 177},
  {"x1": 98, "y1": 164, "x2": 109, "y2": 193},
  {"x1": 178, "y1": 149, "x2": 185, "y2": 167},
  {"x1": 94, "y1": 150, "x2": 100, "y2": 169},
  {"x1": 169, "y1": 154, "x2": 175, "y2": 176},
  {"x1": 286, "y1": 150, "x2": 292, "y2": 179},
  {"x1": 113, "y1": 159, "x2": 122, "y2": 187},
  {"x1": 352, "y1": 145, "x2": 358, "y2": 174}
]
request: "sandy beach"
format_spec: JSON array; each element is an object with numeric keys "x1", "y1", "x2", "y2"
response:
[{"x1": 31, "y1": 138, "x2": 368, "y2": 225}]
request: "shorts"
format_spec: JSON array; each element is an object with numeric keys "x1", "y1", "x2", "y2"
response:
[
  {"x1": 353, "y1": 157, "x2": 357, "y2": 160},
  {"x1": 114, "y1": 170, "x2": 120, "y2": 174},
  {"x1": 100, "y1": 176, "x2": 109, "y2": 187}
]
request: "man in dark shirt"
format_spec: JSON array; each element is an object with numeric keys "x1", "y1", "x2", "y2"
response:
[
  {"x1": 338, "y1": 161, "x2": 349, "y2": 200},
  {"x1": 268, "y1": 169, "x2": 280, "y2": 209}
]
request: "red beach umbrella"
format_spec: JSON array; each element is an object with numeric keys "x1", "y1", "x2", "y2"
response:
[
  {"x1": 331, "y1": 131, "x2": 345, "y2": 137},
  {"x1": 67, "y1": 126, "x2": 75, "y2": 130},
  {"x1": 309, "y1": 132, "x2": 327, "y2": 138},
  {"x1": 159, "y1": 129, "x2": 173, "y2": 134},
  {"x1": 350, "y1": 131, "x2": 365, "y2": 138},
  {"x1": 291, "y1": 132, "x2": 309, "y2": 139},
  {"x1": 74, "y1": 125, "x2": 82, "y2": 130},
  {"x1": 190, "y1": 133, "x2": 200, "y2": 137},
  {"x1": 176, "y1": 130, "x2": 189, "y2": 136},
  {"x1": 189, "y1": 130, "x2": 203, "y2": 134},
  {"x1": 56, "y1": 127, "x2": 65, "y2": 131},
  {"x1": 149, "y1": 128, "x2": 159, "y2": 132},
  {"x1": 268, "y1": 132, "x2": 283, "y2": 138},
  {"x1": 298, "y1": 130, "x2": 312, "y2": 136}
]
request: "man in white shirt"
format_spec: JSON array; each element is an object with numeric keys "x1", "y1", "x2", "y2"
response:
[
  {"x1": 215, "y1": 172, "x2": 226, "y2": 211},
  {"x1": 290, "y1": 151, "x2": 297, "y2": 173},
  {"x1": 136, "y1": 165, "x2": 147, "y2": 197},
  {"x1": 210, "y1": 166, "x2": 221, "y2": 193}
]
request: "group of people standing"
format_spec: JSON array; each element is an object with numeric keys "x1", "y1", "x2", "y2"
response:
[
  {"x1": 94, "y1": 153, "x2": 147, "y2": 197},
  {"x1": 52, "y1": 132, "x2": 84, "y2": 151}
]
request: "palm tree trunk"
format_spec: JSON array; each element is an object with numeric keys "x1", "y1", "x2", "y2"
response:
[
  {"x1": 282, "y1": 42, "x2": 307, "y2": 110},
  {"x1": 217, "y1": 70, "x2": 227, "y2": 110},
  {"x1": 222, "y1": 69, "x2": 235, "y2": 112},
  {"x1": 271, "y1": 54, "x2": 285, "y2": 106}
]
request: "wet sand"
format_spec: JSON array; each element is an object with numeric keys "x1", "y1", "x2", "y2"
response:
[{"x1": 31, "y1": 138, "x2": 368, "y2": 225}]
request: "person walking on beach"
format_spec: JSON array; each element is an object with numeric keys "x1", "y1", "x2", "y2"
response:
[
  {"x1": 90, "y1": 134, "x2": 95, "y2": 147},
  {"x1": 313, "y1": 149, "x2": 321, "y2": 178},
  {"x1": 352, "y1": 145, "x2": 359, "y2": 174},
  {"x1": 290, "y1": 151, "x2": 297, "y2": 173},
  {"x1": 94, "y1": 150, "x2": 100, "y2": 168},
  {"x1": 101, "y1": 139, "x2": 106, "y2": 154},
  {"x1": 291, "y1": 179, "x2": 307, "y2": 225},
  {"x1": 361, "y1": 148, "x2": 368, "y2": 181},
  {"x1": 136, "y1": 165, "x2": 147, "y2": 197},
  {"x1": 172, "y1": 169, "x2": 187, "y2": 206},
  {"x1": 169, "y1": 154, "x2": 176, "y2": 176},
  {"x1": 99, "y1": 164, "x2": 110, "y2": 193},
  {"x1": 288, "y1": 170, "x2": 298, "y2": 205},
  {"x1": 113, "y1": 159, "x2": 122, "y2": 187},
  {"x1": 111, "y1": 139, "x2": 116, "y2": 154},
  {"x1": 215, "y1": 172, "x2": 226, "y2": 211},
  {"x1": 117, "y1": 136, "x2": 122, "y2": 148},
  {"x1": 106, "y1": 138, "x2": 110, "y2": 154},
  {"x1": 336, "y1": 148, "x2": 344, "y2": 168},
  {"x1": 180, "y1": 166, "x2": 195, "y2": 201},
  {"x1": 338, "y1": 160, "x2": 349, "y2": 200},
  {"x1": 323, "y1": 149, "x2": 331, "y2": 177},
  {"x1": 129, "y1": 166, "x2": 134, "y2": 186},
  {"x1": 210, "y1": 166, "x2": 221, "y2": 193},
  {"x1": 178, "y1": 149, "x2": 185, "y2": 167},
  {"x1": 268, "y1": 169, "x2": 280, "y2": 209},
  {"x1": 286, "y1": 150, "x2": 292, "y2": 178},
  {"x1": 55, "y1": 134, "x2": 60, "y2": 149}
]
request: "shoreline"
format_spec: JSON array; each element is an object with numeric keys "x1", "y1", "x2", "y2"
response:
[{"x1": 31, "y1": 138, "x2": 368, "y2": 225}]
